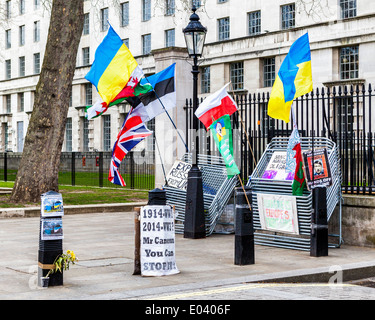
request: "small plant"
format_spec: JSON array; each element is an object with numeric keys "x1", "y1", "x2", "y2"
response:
[{"x1": 46, "y1": 250, "x2": 77, "y2": 278}]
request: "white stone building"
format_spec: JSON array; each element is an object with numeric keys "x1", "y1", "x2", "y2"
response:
[{"x1": 0, "y1": 0, "x2": 374, "y2": 186}]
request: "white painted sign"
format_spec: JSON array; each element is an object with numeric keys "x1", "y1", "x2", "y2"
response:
[
  {"x1": 140, "y1": 205, "x2": 179, "y2": 277},
  {"x1": 165, "y1": 160, "x2": 192, "y2": 190},
  {"x1": 257, "y1": 193, "x2": 299, "y2": 235}
]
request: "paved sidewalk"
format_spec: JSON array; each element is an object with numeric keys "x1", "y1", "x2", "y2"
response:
[{"x1": 0, "y1": 210, "x2": 375, "y2": 300}]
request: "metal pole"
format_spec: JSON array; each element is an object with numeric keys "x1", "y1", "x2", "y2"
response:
[{"x1": 184, "y1": 55, "x2": 205, "y2": 239}]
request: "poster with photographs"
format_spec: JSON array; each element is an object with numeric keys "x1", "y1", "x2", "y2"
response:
[
  {"x1": 41, "y1": 192, "x2": 64, "y2": 217},
  {"x1": 302, "y1": 147, "x2": 332, "y2": 190},
  {"x1": 41, "y1": 218, "x2": 64, "y2": 240}
]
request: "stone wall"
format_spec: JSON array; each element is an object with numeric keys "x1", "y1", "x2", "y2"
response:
[{"x1": 340, "y1": 195, "x2": 375, "y2": 248}]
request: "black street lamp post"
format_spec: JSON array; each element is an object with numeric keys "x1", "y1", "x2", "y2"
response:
[{"x1": 183, "y1": 6, "x2": 207, "y2": 239}]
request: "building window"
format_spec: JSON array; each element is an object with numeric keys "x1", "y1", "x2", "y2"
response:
[
  {"x1": 248, "y1": 11, "x2": 261, "y2": 36},
  {"x1": 281, "y1": 3, "x2": 295, "y2": 30},
  {"x1": 34, "y1": 0, "x2": 40, "y2": 10},
  {"x1": 263, "y1": 57, "x2": 275, "y2": 87},
  {"x1": 82, "y1": 47, "x2": 90, "y2": 66},
  {"x1": 19, "y1": 56, "x2": 25, "y2": 77},
  {"x1": 121, "y1": 2, "x2": 129, "y2": 26},
  {"x1": 34, "y1": 53, "x2": 40, "y2": 74},
  {"x1": 142, "y1": 34, "x2": 151, "y2": 55},
  {"x1": 201, "y1": 66, "x2": 210, "y2": 94},
  {"x1": 65, "y1": 118, "x2": 72, "y2": 152},
  {"x1": 340, "y1": 0, "x2": 356, "y2": 19},
  {"x1": 18, "y1": 93, "x2": 24, "y2": 112},
  {"x1": 101, "y1": 8, "x2": 109, "y2": 31},
  {"x1": 19, "y1": 25, "x2": 25, "y2": 46},
  {"x1": 123, "y1": 38, "x2": 129, "y2": 48},
  {"x1": 218, "y1": 17, "x2": 230, "y2": 41},
  {"x1": 19, "y1": 0, "x2": 25, "y2": 15},
  {"x1": 103, "y1": 115, "x2": 111, "y2": 151},
  {"x1": 82, "y1": 117, "x2": 89, "y2": 152},
  {"x1": 336, "y1": 97, "x2": 354, "y2": 148},
  {"x1": 34, "y1": 21, "x2": 40, "y2": 42},
  {"x1": 192, "y1": 0, "x2": 201, "y2": 8},
  {"x1": 6, "y1": 1, "x2": 11, "y2": 19},
  {"x1": 85, "y1": 83, "x2": 92, "y2": 105},
  {"x1": 5, "y1": 60, "x2": 11, "y2": 79},
  {"x1": 230, "y1": 62, "x2": 244, "y2": 91},
  {"x1": 340, "y1": 46, "x2": 359, "y2": 80},
  {"x1": 6, "y1": 30, "x2": 11, "y2": 49},
  {"x1": 165, "y1": 0, "x2": 175, "y2": 15},
  {"x1": 5, "y1": 95, "x2": 11, "y2": 113},
  {"x1": 83, "y1": 13, "x2": 90, "y2": 35},
  {"x1": 165, "y1": 29, "x2": 175, "y2": 47},
  {"x1": 3, "y1": 123, "x2": 9, "y2": 151},
  {"x1": 142, "y1": 0, "x2": 151, "y2": 21}
]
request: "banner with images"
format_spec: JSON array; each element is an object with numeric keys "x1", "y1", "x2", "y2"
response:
[
  {"x1": 302, "y1": 147, "x2": 332, "y2": 190},
  {"x1": 165, "y1": 160, "x2": 192, "y2": 190},
  {"x1": 140, "y1": 205, "x2": 179, "y2": 277},
  {"x1": 209, "y1": 114, "x2": 240, "y2": 178},
  {"x1": 262, "y1": 151, "x2": 295, "y2": 181},
  {"x1": 41, "y1": 218, "x2": 64, "y2": 240},
  {"x1": 41, "y1": 192, "x2": 64, "y2": 217},
  {"x1": 257, "y1": 193, "x2": 299, "y2": 235}
]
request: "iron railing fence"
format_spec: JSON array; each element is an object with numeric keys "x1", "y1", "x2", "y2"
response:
[
  {"x1": 185, "y1": 84, "x2": 375, "y2": 195},
  {"x1": 0, "y1": 150, "x2": 155, "y2": 190}
]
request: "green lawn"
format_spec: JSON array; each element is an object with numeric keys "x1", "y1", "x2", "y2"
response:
[{"x1": 0, "y1": 182, "x2": 149, "y2": 208}]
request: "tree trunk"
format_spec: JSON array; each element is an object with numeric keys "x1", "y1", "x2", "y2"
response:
[{"x1": 10, "y1": 0, "x2": 84, "y2": 203}]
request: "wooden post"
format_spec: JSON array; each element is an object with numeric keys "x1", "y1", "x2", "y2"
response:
[{"x1": 133, "y1": 207, "x2": 141, "y2": 275}]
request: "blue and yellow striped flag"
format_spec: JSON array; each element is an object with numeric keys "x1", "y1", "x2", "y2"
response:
[{"x1": 268, "y1": 33, "x2": 313, "y2": 123}]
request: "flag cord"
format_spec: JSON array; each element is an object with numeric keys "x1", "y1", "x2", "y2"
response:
[
  {"x1": 228, "y1": 82, "x2": 259, "y2": 178},
  {"x1": 144, "y1": 76, "x2": 190, "y2": 153},
  {"x1": 154, "y1": 133, "x2": 168, "y2": 186}
]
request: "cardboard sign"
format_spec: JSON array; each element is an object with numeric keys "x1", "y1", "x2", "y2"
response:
[
  {"x1": 302, "y1": 147, "x2": 332, "y2": 190},
  {"x1": 140, "y1": 205, "x2": 179, "y2": 277},
  {"x1": 165, "y1": 160, "x2": 192, "y2": 190},
  {"x1": 262, "y1": 151, "x2": 294, "y2": 181},
  {"x1": 257, "y1": 193, "x2": 299, "y2": 235}
]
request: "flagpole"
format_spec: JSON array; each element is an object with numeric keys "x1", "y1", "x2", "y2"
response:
[
  {"x1": 210, "y1": 115, "x2": 252, "y2": 210},
  {"x1": 143, "y1": 75, "x2": 190, "y2": 153},
  {"x1": 228, "y1": 82, "x2": 259, "y2": 177}
]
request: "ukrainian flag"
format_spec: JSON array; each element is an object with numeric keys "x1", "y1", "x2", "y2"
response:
[
  {"x1": 268, "y1": 33, "x2": 313, "y2": 123},
  {"x1": 85, "y1": 26, "x2": 142, "y2": 106}
]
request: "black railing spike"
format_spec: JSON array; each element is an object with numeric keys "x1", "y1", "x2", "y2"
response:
[
  {"x1": 344, "y1": 85, "x2": 348, "y2": 95},
  {"x1": 369, "y1": 83, "x2": 372, "y2": 93},
  {"x1": 350, "y1": 85, "x2": 354, "y2": 95}
]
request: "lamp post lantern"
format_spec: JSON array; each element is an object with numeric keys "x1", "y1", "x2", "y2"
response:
[{"x1": 183, "y1": 6, "x2": 207, "y2": 239}]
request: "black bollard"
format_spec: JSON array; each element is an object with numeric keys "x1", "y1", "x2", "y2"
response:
[
  {"x1": 184, "y1": 166, "x2": 206, "y2": 239},
  {"x1": 148, "y1": 188, "x2": 166, "y2": 205},
  {"x1": 310, "y1": 187, "x2": 328, "y2": 257},
  {"x1": 38, "y1": 191, "x2": 64, "y2": 287},
  {"x1": 234, "y1": 186, "x2": 254, "y2": 265}
]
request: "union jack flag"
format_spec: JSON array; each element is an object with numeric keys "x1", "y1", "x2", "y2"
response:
[{"x1": 108, "y1": 109, "x2": 152, "y2": 186}]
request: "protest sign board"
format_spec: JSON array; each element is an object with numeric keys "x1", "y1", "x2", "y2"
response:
[
  {"x1": 262, "y1": 151, "x2": 294, "y2": 181},
  {"x1": 140, "y1": 205, "x2": 179, "y2": 276},
  {"x1": 257, "y1": 193, "x2": 299, "y2": 235},
  {"x1": 302, "y1": 147, "x2": 332, "y2": 190},
  {"x1": 165, "y1": 160, "x2": 192, "y2": 190},
  {"x1": 41, "y1": 218, "x2": 64, "y2": 240},
  {"x1": 41, "y1": 191, "x2": 64, "y2": 217}
]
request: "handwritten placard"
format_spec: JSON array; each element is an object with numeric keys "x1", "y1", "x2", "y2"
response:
[
  {"x1": 262, "y1": 151, "x2": 294, "y2": 181},
  {"x1": 165, "y1": 160, "x2": 192, "y2": 190},
  {"x1": 140, "y1": 205, "x2": 179, "y2": 277}
]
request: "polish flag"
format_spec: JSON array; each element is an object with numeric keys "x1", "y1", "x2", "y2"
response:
[{"x1": 195, "y1": 83, "x2": 238, "y2": 129}]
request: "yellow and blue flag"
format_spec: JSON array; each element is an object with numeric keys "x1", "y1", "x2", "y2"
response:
[
  {"x1": 85, "y1": 25, "x2": 143, "y2": 107},
  {"x1": 267, "y1": 33, "x2": 313, "y2": 123}
]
